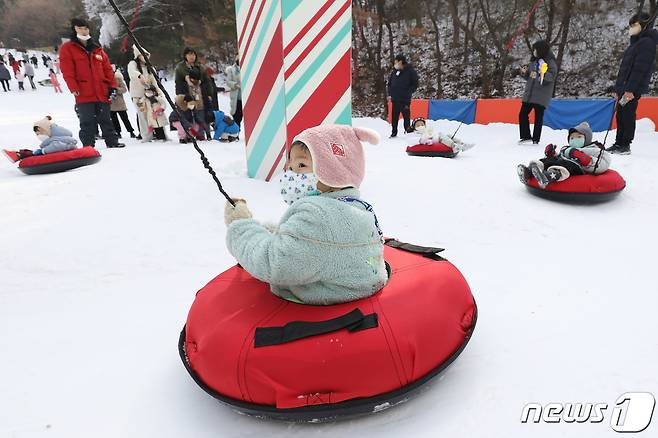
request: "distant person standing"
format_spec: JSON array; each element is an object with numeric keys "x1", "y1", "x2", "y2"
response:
[
  {"x1": 30, "y1": 54, "x2": 39, "y2": 69},
  {"x1": 9, "y1": 56, "x2": 20, "y2": 77},
  {"x1": 608, "y1": 12, "x2": 658, "y2": 155},
  {"x1": 225, "y1": 55, "x2": 242, "y2": 127},
  {"x1": 49, "y1": 69, "x2": 62, "y2": 93},
  {"x1": 0, "y1": 61, "x2": 11, "y2": 92},
  {"x1": 387, "y1": 54, "x2": 418, "y2": 138},
  {"x1": 24, "y1": 61, "x2": 36, "y2": 90},
  {"x1": 518, "y1": 40, "x2": 558, "y2": 145},
  {"x1": 16, "y1": 63, "x2": 25, "y2": 91},
  {"x1": 110, "y1": 65, "x2": 136, "y2": 139},
  {"x1": 59, "y1": 18, "x2": 125, "y2": 148}
]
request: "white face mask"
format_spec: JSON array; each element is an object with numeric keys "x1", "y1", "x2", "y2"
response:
[
  {"x1": 77, "y1": 34, "x2": 91, "y2": 41},
  {"x1": 37, "y1": 134, "x2": 49, "y2": 142},
  {"x1": 279, "y1": 170, "x2": 319, "y2": 205}
]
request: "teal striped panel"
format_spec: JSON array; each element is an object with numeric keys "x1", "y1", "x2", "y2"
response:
[
  {"x1": 281, "y1": 0, "x2": 304, "y2": 21},
  {"x1": 285, "y1": 18, "x2": 351, "y2": 106},
  {"x1": 333, "y1": 100, "x2": 352, "y2": 126},
  {"x1": 242, "y1": 0, "x2": 281, "y2": 85},
  {"x1": 247, "y1": 87, "x2": 287, "y2": 177}
]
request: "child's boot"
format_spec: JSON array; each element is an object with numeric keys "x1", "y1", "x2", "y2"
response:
[
  {"x1": 529, "y1": 160, "x2": 550, "y2": 188},
  {"x1": 517, "y1": 164, "x2": 532, "y2": 183},
  {"x1": 546, "y1": 166, "x2": 570, "y2": 183}
]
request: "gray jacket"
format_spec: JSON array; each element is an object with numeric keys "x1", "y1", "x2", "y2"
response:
[
  {"x1": 225, "y1": 63, "x2": 241, "y2": 115},
  {"x1": 38, "y1": 124, "x2": 78, "y2": 154},
  {"x1": 522, "y1": 54, "x2": 558, "y2": 108},
  {"x1": 560, "y1": 122, "x2": 611, "y2": 174},
  {"x1": 24, "y1": 63, "x2": 34, "y2": 77},
  {"x1": 0, "y1": 64, "x2": 10, "y2": 80},
  {"x1": 110, "y1": 70, "x2": 128, "y2": 112}
]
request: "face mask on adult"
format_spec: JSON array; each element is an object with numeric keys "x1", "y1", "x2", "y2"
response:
[
  {"x1": 279, "y1": 170, "x2": 319, "y2": 205},
  {"x1": 629, "y1": 23, "x2": 642, "y2": 36},
  {"x1": 569, "y1": 137, "x2": 586, "y2": 149},
  {"x1": 77, "y1": 34, "x2": 91, "y2": 41}
]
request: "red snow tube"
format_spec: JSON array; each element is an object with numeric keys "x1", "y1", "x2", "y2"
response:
[
  {"x1": 179, "y1": 240, "x2": 477, "y2": 422},
  {"x1": 406, "y1": 142, "x2": 458, "y2": 158},
  {"x1": 524, "y1": 169, "x2": 626, "y2": 203},
  {"x1": 18, "y1": 147, "x2": 101, "y2": 175}
]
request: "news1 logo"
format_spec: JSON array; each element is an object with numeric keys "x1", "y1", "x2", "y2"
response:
[{"x1": 521, "y1": 392, "x2": 656, "y2": 433}]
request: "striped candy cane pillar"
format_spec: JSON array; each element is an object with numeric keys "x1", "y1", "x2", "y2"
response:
[{"x1": 235, "y1": 0, "x2": 352, "y2": 181}]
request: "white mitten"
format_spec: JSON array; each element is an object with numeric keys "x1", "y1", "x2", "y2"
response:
[{"x1": 224, "y1": 198, "x2": 252, "y2": 226}]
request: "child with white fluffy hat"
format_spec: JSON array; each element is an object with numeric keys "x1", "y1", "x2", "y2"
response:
[{"x1": 224, "y1": 125, "x2": 388, "y2": 305}]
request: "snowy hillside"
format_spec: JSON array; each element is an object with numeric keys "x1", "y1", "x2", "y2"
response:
[{"x1": 1, "y1": 64, "x2": 658, "y2": 438}]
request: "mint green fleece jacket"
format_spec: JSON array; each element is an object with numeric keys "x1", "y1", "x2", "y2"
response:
[{"x1": 226, "y1": 188, "x2": 388, "y2": 305}]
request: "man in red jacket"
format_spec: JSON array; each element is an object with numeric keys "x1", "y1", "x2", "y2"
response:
[{"x1": 59, "y1": 18, "x2": 125, "y2": 148}]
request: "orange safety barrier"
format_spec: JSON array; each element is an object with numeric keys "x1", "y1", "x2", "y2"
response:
[
  {"x1": 611, "y1": 97, "x2": 658, "y2": 130},
  {"x1": 474, "y1": 99, "x2": 533, "y2": 125},
  {"x1": 387, "y1": 99, "x2": 429, "y2": 123},
  {"x1": 386, "y1": 98, "x2": 658, "y2": 131}
]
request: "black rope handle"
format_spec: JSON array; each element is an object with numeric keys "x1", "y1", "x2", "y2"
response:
[{"x1": 107, "y1": 0, "x2": 235, "y2": 206}]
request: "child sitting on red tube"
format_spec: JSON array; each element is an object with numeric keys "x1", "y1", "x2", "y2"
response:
[
  {"x1": 517, "y1": 122, "x2": 611, "y2": 188},
  {"x1": 3, "y1": 116, "x2": 78, "y2": 162}
]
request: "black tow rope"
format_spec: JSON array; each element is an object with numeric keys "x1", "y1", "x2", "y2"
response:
[{"x1": 107, "y1": 0, "x2": 235, "y2": 206}]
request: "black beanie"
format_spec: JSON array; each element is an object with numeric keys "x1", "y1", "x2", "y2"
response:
[{"x1": 71, "y1": 18, "x2": 90, "y2": 30}]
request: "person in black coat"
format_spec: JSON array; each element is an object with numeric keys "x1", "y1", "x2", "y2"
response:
[
  {"x1": 387, "y1": 54, "x2": 418, "y2": 137},
  {"x1": 609, "y1": 12, "x2": 658, "y2": 155}
]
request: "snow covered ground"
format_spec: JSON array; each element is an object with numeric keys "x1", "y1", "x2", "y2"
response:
[{"x1": 1, "y1": 62, "x2": 658, "y2": 438}]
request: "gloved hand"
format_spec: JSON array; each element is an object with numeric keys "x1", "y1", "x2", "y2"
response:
[
  {"x1": 224, "y1": 198, "x2": 252, "y2": 226},
  {"x1": 544, "y1": 144, "x2": 557, "y2": 158},
  {"x1": 108, "y1": 88, "x2": 118, "y2": 100},
  {"x1": 567, "y1": 148, "x2": 592, "y2": 166}
]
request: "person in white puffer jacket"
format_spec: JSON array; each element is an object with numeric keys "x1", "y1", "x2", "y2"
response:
[{"x1": 410, "y1": 118, "x2": 474, "y2": 152}]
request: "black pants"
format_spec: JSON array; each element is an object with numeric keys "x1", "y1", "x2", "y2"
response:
[
  {"x1": 615, "y1": 95, "x2": 640, "y2": 147},
  {"x1": 540, "y1": 157, "x2": 584, "y2": 176},
  {"x1": 27, "y1": 76, "x2": 36, "y2": 89},
  {"x1": 0, "y1": 79, "x2": 9, "y2": 91},
  {"x1": 18, "y1": 81, "x2": 24, "y2": 90},
  {"x1": 519, "y1": 102, "x2": 546, "y2": 143},
  {"x1": 233, "y1": 99, "x2": 243, "y2": 127},
  {"x1": 75, "y1": 102, "x2": 119, "y2": 147},
  {"x1": 391, "y1": 100, "x2": 411, "y2": 136},
  {"x1": 110, "y1": 110, "x2": 135, "y2": 135}
]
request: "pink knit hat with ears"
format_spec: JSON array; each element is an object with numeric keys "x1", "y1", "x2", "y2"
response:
[{"x1": 293, "y1": 125, "x2": 380, "y2": 189}]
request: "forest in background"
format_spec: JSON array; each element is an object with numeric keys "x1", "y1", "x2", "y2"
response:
[{"x1": 2, "y1": 0, "x2": 658, "y2": 117}]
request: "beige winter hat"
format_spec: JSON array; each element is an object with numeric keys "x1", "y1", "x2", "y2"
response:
[{"x1": 33, "y1": 115, "x2": 53, "y2": 136}]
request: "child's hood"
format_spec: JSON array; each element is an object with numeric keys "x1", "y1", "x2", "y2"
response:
[
  {"x1": 49, "y1": 124, "x2": 73, "y2": 138},
  {"x1": 568, "y1": 121, "x2": 593, "y2": 145},
  {"x1": 293, "y1": 125, "x2": 380, "y2": 189},
  {"x1": 33, "y1": 116, "x2": 53, "y2": 136}
]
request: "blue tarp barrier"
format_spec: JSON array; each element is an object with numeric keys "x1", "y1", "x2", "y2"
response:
[
  {"x1": 429, "y1": 99, "x2": 477, "y2": 124},
  {"x1": 543, "y1": 99, "x2": 615, "y2": 132}
]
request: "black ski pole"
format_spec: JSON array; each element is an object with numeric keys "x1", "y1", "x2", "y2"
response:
[
  {"x1": 603, "y1": 97, "x2": 617, "y2": 146},
  {"x1": 450, "y1": 119, "x2": 465, "y2": 140},
  {"x1": 107, "y1": 0, "x2": 235, "y2": 206}
]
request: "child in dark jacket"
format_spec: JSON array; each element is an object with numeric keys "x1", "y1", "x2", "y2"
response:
[{"x1": 517, "y1": 122, "x2": 611, "y2": 188}]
